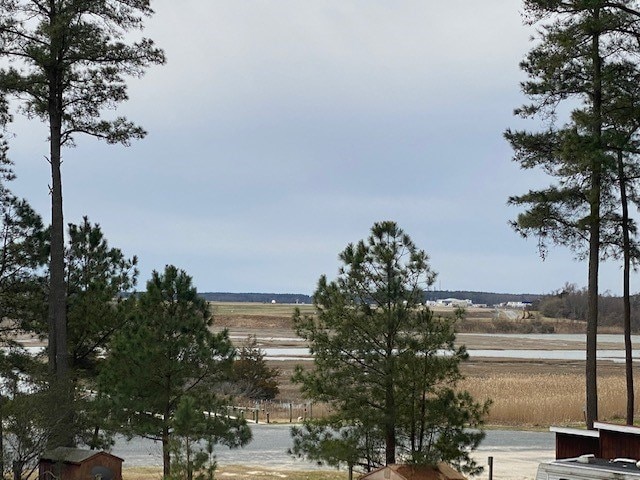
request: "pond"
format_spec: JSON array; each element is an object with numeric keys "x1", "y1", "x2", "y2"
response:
[{"x1": 111, "y1": 424, "x2": 555, "y2": 468}]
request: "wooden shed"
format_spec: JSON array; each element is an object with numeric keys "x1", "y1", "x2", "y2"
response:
[
  {"x1": 551, "y1": 426, "x2": 600, "y2": 459},
  {"x1": 595, "y1": 422, "x2": 640, "y2": 460},
  {"x1": 39, "y1": 447, "x2": 123, "y2": 480},
  {"x1": 552, "y1": 422, "x2": 640, "y2": 461},
  {"x1": 359, "y1": 463, "x2": 467, "y2": 480}
]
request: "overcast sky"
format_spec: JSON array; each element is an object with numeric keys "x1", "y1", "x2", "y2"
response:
[{"x1": 5, "y1": 1, "x2": 635, "y2": 296}]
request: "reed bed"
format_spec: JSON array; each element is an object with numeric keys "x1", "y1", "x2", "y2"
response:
[{"x1": 462, "y1": 373, "x2": 639, "y2": 426}]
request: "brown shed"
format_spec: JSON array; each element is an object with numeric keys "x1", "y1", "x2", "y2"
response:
[
  {"x1": 551, "y1": 422, "x2": 640, "y2": 461},
  {"x1": 39, "y1": 447, "x2": 123, "y2": 480},
  {"x1": 551, "y1": 426, "x2": 600, "y2": 459},
  {"x1": 359, "y1": 463, "x2": 467, "y2": 480},
  {"x1": 594, "y1": 422, "x2": 640, "y2": 460}
]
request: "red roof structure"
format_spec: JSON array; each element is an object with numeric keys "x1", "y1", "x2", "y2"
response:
[{"x1": 359, "y1": 463, "x2": 467, "y2": 480}]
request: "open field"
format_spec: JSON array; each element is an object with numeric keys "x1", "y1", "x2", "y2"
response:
[
  {"x1": 210, "y1": 302, "x2": 591, "y2": 334},
  {"x1": 212, "y1": 302, "x2": 316, "y2": 319},
  {"x1": 208, "y1": 302, "x2": 638, "y2": 428}
]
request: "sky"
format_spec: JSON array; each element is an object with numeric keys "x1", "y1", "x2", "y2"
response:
[{"x1": 4, "y1": 1, "x2": 636, "y2": 296}]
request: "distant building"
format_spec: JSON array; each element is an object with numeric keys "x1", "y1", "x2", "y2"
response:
[
  {"x1": 505, "y1": 301, "x2": 532, "y2": 309},
  {"x1": 436, "y1": 298, "x2": 473, "y2": 308}
]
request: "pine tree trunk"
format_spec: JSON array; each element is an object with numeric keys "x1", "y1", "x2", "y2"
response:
[
  {"x1": 187, "y1": 436, "x2": 193, "y2": 480},
  {"x1": 47, "y1": 4, "x2": 71, "y2": 443},
  {"x1": 586, "y1": 200, "x2": 600, "y2": 430},
  {"x1": 385, "y1": 370, "x2": 396, "y2": 465},
  {"x1": 586, "y1": 8, "x2": 603, "y2": 430},
  {"x1": 618, "y1": 151, "x2": 634, "y2": 425},
  {"x1": 163, "y1": 425, "x2": 171, "y2": 478},
  {"x1": 384, "y1": 267, "x2": 396, "y2": 466}
]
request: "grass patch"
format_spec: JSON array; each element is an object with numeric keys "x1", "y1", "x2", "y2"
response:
[
  {"x1": 123, "y1": 466, "x2": 346, "y2": 480},
  {"x1": 462, "y1": 373, "x2": 639, "y2": 426},
  {"x1": 210, "y1": 302, "x2": 315, "y2": 318}
]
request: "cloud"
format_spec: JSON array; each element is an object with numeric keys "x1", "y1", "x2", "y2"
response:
[
  {"x1": 6, "y1": 1, "x2": 627, "y2": 296},
  {"x1": 132, "y1": 1, "x2": 530, "y2": 122}
]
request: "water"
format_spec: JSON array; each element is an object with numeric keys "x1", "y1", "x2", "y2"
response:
[
  {"x1": 262, "y1": 345, "x2": 640, "y2": 362},
  {"x1": 465, "y1": 333, "x2": 640, "y2": 344},
  {"x1": 10, "y1": 343, "x2": 639, "y2": 362},
  {"x1": 111, "y1": 424, "x2": 334, "y2": 469},
  {"x1": 112, "y1": 424, "x2": 321, "y2": 469},
  {"x1": 12, "y1": 334, "x2": 640, "y2": 362},
  {"x1": 468, "y1": 349, "x2": 640, "y2": 361},
  {"x1": 110, "y1": 424, "x2": 555, "y2": 468}
]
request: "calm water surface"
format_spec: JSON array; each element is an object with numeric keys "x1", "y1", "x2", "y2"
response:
[{"x1": 111, "y1": 424, "x2": 554, "y2": 468}]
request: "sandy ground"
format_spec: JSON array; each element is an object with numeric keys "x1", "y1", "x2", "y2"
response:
[
  {"x1": 123, "y1": 450, "x2": 555, "y2": 480},
  {"x1": 471, "y1": 450, "x2": 554, "y2": 480}
]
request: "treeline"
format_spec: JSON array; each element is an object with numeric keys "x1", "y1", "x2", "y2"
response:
[
  {"x1": 203, "y1": 289, "x2": 640, "y2": 332},
  {"x1": 200, "y1": 292, "x2": 312, "y2": 303},
  {"x1": 201, "y1": 290, "x2": 542, "y2": 306},
  {"x1": 537, "y1": 284, "x2": 640, "y2": 331}
]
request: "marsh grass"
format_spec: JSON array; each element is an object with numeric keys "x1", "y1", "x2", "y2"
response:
[
  {"x1": 462, "y1": 373, "x2": 639, "y2": 426},
  {"x1": 233, "y1": 372, "x2": 635, "y2": 428}
]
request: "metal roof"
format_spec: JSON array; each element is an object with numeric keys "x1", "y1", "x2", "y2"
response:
[
  {"x1": 550, "y1": 426, "x2": 600, "y2": 438},
  {"x1": 594, "y1": 422, "x2": 640, "y2": 436},
  {"x1": 554, "y1": 458, "x2": 640, "y2": 476},
  {"x1": 40, "y1": 447, "x2": 123, "y2": 465}
]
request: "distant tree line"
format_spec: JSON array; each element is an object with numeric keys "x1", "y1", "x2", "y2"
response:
[
  {"x1": 199, "y1": 292, "x2": 312, "y2": 304},
  {"x1": 537, "y1": 284, "x2": 640, "y2": 332},
  {"x1": 200, "y1": 290, "x2": 543, "y2": 306}
]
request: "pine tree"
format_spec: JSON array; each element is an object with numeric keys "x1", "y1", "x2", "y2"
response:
[
  {"x1": 99, "y1": 266, "x2": 251, "y2": 478},
  {"x1": 292, "y1": 222, "x2": 488, "y2": 474},
  {"x1": 506, "y1": 1, "x2": 640, "y2": 428},
  {"x1": 0, "y1": 1, "x2": 165, "y2": 446},
  {"x1": 598, "y1": 59, "x2": 640, "y2": 425},
  {"x1": 231, "y1": 335, "x2": 280, "y2": 401}
]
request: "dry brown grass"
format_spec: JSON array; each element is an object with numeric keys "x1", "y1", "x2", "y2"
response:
[
  {"x1": 123, "y1": 466, "x2": 347, "y2": 480},
  {"x1": 252, "y1": 372, "x2": 637, "y2": 428},
  {"x1": 209, "y1": 302, "x2": 634, "y2": 430},
  {"x1": 462, "y1": 373, "x2": 637, "y2": 426}
]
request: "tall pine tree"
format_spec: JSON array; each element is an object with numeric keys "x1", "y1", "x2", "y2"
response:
[
  {"x1": 0, "y1": 1, "x2": 165, "y2": 446},
  {"x1": 506, "y1": 1, "x2": 640, "y2": 428},
  {"x1": 292, "y1": 222, "x2": 488, "y2": 474}
]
